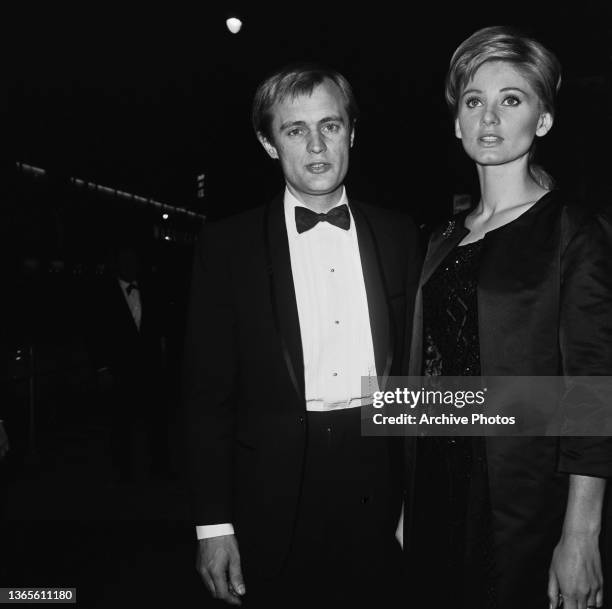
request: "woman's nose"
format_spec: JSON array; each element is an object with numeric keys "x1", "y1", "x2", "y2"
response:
[{"x1": 481, "y1": 105, "x2": 500, "y2": 126}]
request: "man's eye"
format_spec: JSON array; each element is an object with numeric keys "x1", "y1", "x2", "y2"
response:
[
  {"x1": 322, "y1": 123, "x2": 340, "y2": 133},
  {"x1": 287, "y1": 128, "x2": 304, "y2": 137},
  {"x1": 502, "y1": 95, "x2": 521, "y2": 106},
  {"x1": 465, "y1": 97, "x2": 481, "y2": 108}
]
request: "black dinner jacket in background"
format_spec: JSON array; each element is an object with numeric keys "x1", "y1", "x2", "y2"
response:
[
  {"x1": 182, "y1": 194, "x2": 421, "y2": 576},
  {"x1": 85, "y1": 275, "x2": 163, "y2": 391}
]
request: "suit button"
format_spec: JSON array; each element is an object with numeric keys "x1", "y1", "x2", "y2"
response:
[
  {"x1": 298, "y1": 416, "x2": 305, "y2": 424},
  {"x1": 361, "y1": 496, "x2": 370, "y2": 505}
]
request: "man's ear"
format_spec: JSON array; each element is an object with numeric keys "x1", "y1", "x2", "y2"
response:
[
  {"x1": 350, "y1": 123, "x2": 356, "y2": 148},
  {"x1": 535, "y1": 112, "x2": 553, "y2": 137},
  {"x1": 454, "y1": 117, "x2": 462, "y2": 140},
  {"x1": 257, "y1": 133, "x2": 279, "y2": 159}
]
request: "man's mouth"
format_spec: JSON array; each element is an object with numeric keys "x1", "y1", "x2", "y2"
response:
[{"x1": 306, "y1": 162, "x2": 331, "y2": 173}]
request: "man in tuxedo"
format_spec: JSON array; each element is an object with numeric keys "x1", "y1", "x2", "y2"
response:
[
  {"x1": 183, "y1": 64, "x2": 421, "y2": 607},
  {"x1": 86, "y1": 245, "x2": 168, "y2": 482}
]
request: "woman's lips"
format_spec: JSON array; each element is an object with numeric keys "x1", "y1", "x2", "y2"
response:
[{"x1": 478, "y1": 135, "x2": 504, "y2": 145}]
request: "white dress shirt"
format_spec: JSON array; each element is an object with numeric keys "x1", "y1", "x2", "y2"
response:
[
  {"x1": 285, "y1": 187, "x2": 378, "y2": 410},
  {"x1": 196, "y1": 187, "x2": 378, "y2": 540},
  {"x1": 118, "y1": 278, "x2": 142, "y2": 331}
]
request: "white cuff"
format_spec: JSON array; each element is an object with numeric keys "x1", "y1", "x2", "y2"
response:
[{"x1": 196, "y1": 523, "x2": 235, "y2": 539}]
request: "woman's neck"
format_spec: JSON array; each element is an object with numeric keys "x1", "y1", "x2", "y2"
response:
[
  {"x1": 458, "y1": 161, "x2": 550, "y2": 245},
  {"x1": 475, "y1": 161, "x2": 547, "y2": 218}
]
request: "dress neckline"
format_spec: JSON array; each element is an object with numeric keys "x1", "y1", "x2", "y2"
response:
[
  {"x1": 457, "y1": 238, "x2": 484, "y2": 248},
  {"x1": 460, "y1": 190, "x2": 555, "y2": 243}
]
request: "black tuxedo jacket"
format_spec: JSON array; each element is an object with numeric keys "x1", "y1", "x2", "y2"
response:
[
  {"x1": 85, "y1": 275, "x2": 163, "y2": 397},
  {"x1": 182, "y1": 194, "x2": 421, "y2": 575}
]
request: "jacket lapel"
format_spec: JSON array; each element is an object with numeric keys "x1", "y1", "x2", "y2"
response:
[
  {"x1": 264, "y1": 196, "x2": 397, "y2": 398},
  {"x1": 351, "y1": 202, "x2": 393, "y2": 386},
  {"x1": 136, "y1": 282, "x2": 145, "y2": 334},
  {"x1": 265, "y1": 196, "x2": 305, "y2": 402},
  {"x1": 408, "y1": 214, "x2": 469, "y2": 376},
  {"x1": 421, "y1": 215, "x2": 469, "y2": 285}
]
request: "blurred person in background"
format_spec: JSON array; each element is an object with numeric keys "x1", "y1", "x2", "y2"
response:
[{"x1": 85, "y1": 243, "x2": 169, "y2": 484}]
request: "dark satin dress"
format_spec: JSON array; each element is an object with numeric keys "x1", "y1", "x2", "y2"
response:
[{"x1": 412, "y1": 240, "x2": 497, "y2": 608}]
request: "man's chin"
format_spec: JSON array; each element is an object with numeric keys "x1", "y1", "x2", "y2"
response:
[
  {"x1": 301, "y1": 177, "x2": 345, "y2": 195},
  {"x1": 303, "y1": 185, "x2": 344, "y2": 199}
]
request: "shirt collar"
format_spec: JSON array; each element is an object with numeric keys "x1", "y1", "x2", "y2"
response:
[
  {"x1": 284, "y1": 186, "x2": 347, "y2": 212},
  {"x1": 118, "y1": 278, "x2": 138, "y2": 289}
]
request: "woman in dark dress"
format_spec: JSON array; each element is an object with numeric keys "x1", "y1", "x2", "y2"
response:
[{"x1": 406, "y1": 26, "x2": 612, "y2": 609}]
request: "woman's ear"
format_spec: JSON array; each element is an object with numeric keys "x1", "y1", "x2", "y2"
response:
[
  {"x1": 535, "y1": 112, "x2": 553, "y2": 137},
  {"x1": 454, "y1": 117, "x2": 463, "y2": 139}
]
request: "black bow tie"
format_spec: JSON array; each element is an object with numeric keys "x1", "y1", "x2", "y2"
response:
[
  {"x1": 125, "y1": 282, "x2": 139, "y2": 295},
  {"x1": 295, "y1": 204, "x2": 351, "y2": 234}
]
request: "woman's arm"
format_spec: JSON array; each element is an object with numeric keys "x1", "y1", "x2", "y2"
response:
[
  {"x1": 563, "y1": 474, "x2": 606, "y2": 537},
  {"x1": 548, "y1": 475, "x2": 606, "y2": 609},
  {"x1": 551, "y1": 210, "x2": 612, "y2": 609}
]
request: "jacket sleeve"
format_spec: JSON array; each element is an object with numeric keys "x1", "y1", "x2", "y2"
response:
[
  {"x1": 181, "y1": 222, "x2": 238, "y2": 524},
  {"x1": 558, "y1": 211, "x2": 612, "y2": 477},
  {"x1": 402, "y1": 218, "x2": 424, "y2": 375}
]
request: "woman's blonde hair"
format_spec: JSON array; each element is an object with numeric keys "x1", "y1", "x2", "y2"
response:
[{"x1": 445, "y1": 26, "x2": 562, "y2": 189}]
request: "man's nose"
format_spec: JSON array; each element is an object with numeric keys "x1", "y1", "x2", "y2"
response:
[{"x1": 307, "y1": 131, "x2": 327, "y2": 154}]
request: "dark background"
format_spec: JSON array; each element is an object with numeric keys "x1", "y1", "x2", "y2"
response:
[
  {"x1": 8, "y1": 3, "x2": 612, "y2": 220},
  {"x1": 2, "y1": 3, "x2": 611, "y2": 607}
]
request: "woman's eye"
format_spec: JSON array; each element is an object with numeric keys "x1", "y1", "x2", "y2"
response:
[
  {"x1": 502, "y1": 96, "x2": 521, "y2": 106},
  {"x1": 465, "y1": 97, "x2": 481, "y2": 108}
]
